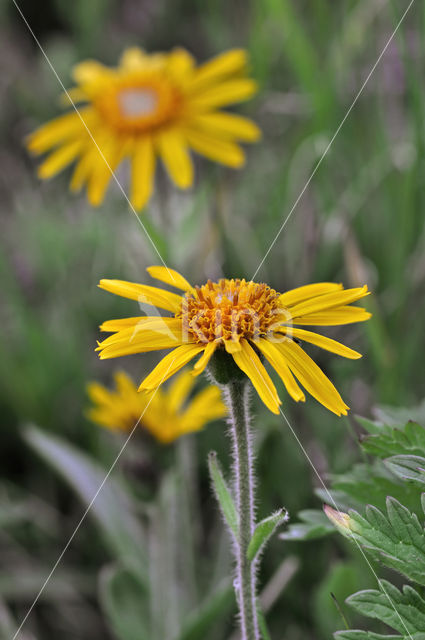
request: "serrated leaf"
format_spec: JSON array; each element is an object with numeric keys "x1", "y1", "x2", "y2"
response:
[
  {"x1": 281, "y1": 509, "x2": 335, "y2": 541},
  {"x1": 374, "y1": 401, "x2": 425, "y2": 427},
  {"x1": 346, "y1": 580, "x2": 425, "y2": 634},
  {"x1": 247, "y1": 509, "x2": 288, "y2": 562},
  {"x1": 174, "y1": 580, "x2": 235, "y2": 640},
  {"x1": 99, "y1": 564, "x2": 150, "y2": 640},
  {"x1": 346, "y1": 498, "x2": 425, "y2": 586},
  {"x1": 328, "y1": 461, "x2": 422, "y2": 514},
  {"x1": 24, "y1": 425, "x2": 147, "y2": 579},
  {"x1": 208, "y1": 452, "x2": 238, "y2": 539},
  {"x1": 384, "y1": 455, "x2": 425, "y2": 486},
  {"x1": 361, "y1": 422, "x2": 425, "y2": 459}
]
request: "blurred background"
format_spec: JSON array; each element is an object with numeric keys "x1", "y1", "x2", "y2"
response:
[{"x1": 1, "y1": 0, "x2": 425, "y2": 638}]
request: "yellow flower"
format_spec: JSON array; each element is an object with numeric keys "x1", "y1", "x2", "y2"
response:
[
  {"x1": 96, "y1": 267, "x2": 371, "y2": 416},
  {"x1": 27, "y1": 47, "x2": 260, "y2": 210},
  {"x1": 86, "y1": 369, "x2": 226, "y2": 444}
]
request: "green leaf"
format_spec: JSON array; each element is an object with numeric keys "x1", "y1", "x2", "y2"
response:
[
  {"x1": 374, "y1": 401, "x2": 425, "y2": 427},
  {"x1": 208, "y1": 451, "x2": 238, "y2": 539},
  {"x1": 384, "y1": 455, "x2": 425, "y2": 486},
  {"x1": 361, "y1": 421, "x2": 425, "y2": 458},
  {"x1": 327, "y1": 461, "x2": 422, "y2": 513},
  {"x1": 335, "y1": 632, "x2": 417, "y2": 640},
  {"x1": 24, "y1": 425, "x2": 147, "y2": 579},
  {"x1": 174, "y1": 580, "x2": 235, "y2": 640},
  {"x1": 346, "y1": 580, "x2": 425, "y2": 635},
  {"x1": 99, "y1": 564, "x2": 150, "y2": 640},
  {"x1": 281, "y1": 509, "x2": 335, "y2": 541},
  {"x1": 346, "y1": 498, "x2": 425, "y2": 586},
  {"x1": 257, "y1": 605, "x2": 272, "y2": 640},
  {"x1": 247, "y1": 509, "x2": 288, "y2": 562}
]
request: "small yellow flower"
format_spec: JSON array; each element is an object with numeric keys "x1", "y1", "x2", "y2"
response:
[
  {"x1": 96, "y1": 267, "x2": 371, "y2": 416},
  {"x1": 27, "y1": 47, "x2": 260, "y2": 210},
  {"x1": 86, "y1": 369, "x2": 226, "y2": 444}
]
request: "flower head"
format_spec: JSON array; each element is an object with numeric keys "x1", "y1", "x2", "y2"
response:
[
  {"x1": 86, "y1": 369, "x2": 226, "y2": 444},
  {"x1": 27, "y1": 47, "x2": 260, "y2": 210},
  {"x1": 96, "y1": 267, "x2": 371, "y2": 416}
]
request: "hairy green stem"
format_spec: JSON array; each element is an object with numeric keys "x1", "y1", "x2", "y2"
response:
[{"x1": 227, "y1": 381, "x2": 259, "y2": 640}]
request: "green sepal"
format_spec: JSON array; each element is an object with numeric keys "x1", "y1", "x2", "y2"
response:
[
  {"x1": 208, "y1": 451, "x2": 238, "y2": 538},
  {"x1": 207, "y1": 349, "x2": 247, "y2": 385},
  {"x1": 247, "y1": 508, "x2": 288, "y2": 563}
]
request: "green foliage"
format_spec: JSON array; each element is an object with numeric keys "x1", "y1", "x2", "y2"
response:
[
  {"x1": 281, "y1": 509, "x2": 335, "y2": 541},
  {"x1": 247, "y1": 509, "x2": 288, "y2": 562},
  {"x1": 360, "y1": 421, "x2": 425, "y2": 459},
  {"x1": 347, "y1": 499, "x2": 425, "y2": 586},
  {"x1": 346, "y1": 581, "x2": 425, "y2": 636},
  {"x1": 384, "y1": 455, "x2": 425, "y2": 486},
  {"x1": 99, "y1": 565, "x2": 150, "y2": 640},
  {"x1": 208, "y1": 451, "x2": 238, "y2": 538},
  {"x1": 24, "y1": 425, "x2": 148, "y2": 580},
  {"x1": 321, "y1": 407, "x2": 425, "y2": 639},
  {"x1": 174, "y1": 581, "x2": 234, "y2": 640}
]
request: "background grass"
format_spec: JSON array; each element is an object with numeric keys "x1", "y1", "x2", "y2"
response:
[{"x1": 1, "y1": 0, "x2": 424, "y2": 638}]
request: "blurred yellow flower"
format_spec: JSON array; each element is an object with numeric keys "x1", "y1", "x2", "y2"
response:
[
  {"x1": 96, "y1": 266, "x2": 371, "y2": 416},
  {"x1": 27, "y1": 47, "x2": 260, "y2": 210},
  {"x1": 86, "y1": 369, "x2": 226, "y2": 444}
]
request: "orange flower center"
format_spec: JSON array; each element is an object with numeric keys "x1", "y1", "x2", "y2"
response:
[
  {"x1": 179, "y1": 278, "x2": 283, "y2": 344},
  {"x1": 94, "y1": 74, "x2": 182, "y2": 133}
]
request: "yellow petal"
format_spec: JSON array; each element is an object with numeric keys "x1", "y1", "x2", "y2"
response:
[
  {"x1": 279, "y1": 283, "x2": 343, "y2": 309},
  {"x1": 232, "y1": 339, "x2": 281, "y2": 414},
  {"x1": 72, "y1": 60, "x2": 112, "y2": 86},
  {"x1": 146, "y1": 266, "x2": 194, "y2": 292},
  {"x1": 86, "y1": 137, "x2": 126, "y2": 207},
  {"x1": 70, "y1": 148, "x2": 96, "y2": 192},
  {"x1": 293, "y1": 306, "x2": 372, "y2": 326},
  {"x1": 189, "y1": 79, "x2": 258, "y2": 110},
  {"x1": 224, "y1": 339, "x2": 242, "y2": 353},
  {"x1": 37, "y1": 139, "x2": 83, "y2": 179},
  {"x1": 139, "y1": 344, "x2": 205, "y2": 390},
  {"x1": 184, "y1": 127, "x2": 245, "y2": 168},
  {"x1": 166, "y1": 369, "x2": 196, "y2": 413},
  {"x1": 180, "y1": 386, "x2": 227, "y2": 430},
  {"x1": 289, "y1": 286, "x2": 370, "y2": 320},
  {"x1": 130, "y1": 137, "x2": 155, "y2": 210},
  {"x1": 193, "y1": 341, "x2": 217, "y2": 376},
  {"x1": 86, "y1": 381, "x2": 115, "y2": 407},
  {"x1": 277, "y1": 341, "x2": 348, "y2": 416},
  {"x1": 27, "y1": 109, "x2": 92, "y2": 154},
  {"x1": 256, "y1": 338, "x2": 305, "y2": 402},
  {"x1": 190, "y1": 112, "x2": 261, "y2": 142},
  {"x1": 98, "y1": 329, "x2": 182, "y2": 359},
  {"x1": 189, "y1": 49, "x2": 248, "y2": 92},
  {"x1": 166, "y1": 48, "x2": 195, "y2": 80},
  {"x1": 120, "y1": 47, "x2": 147, "y2": 70},
  {"x1": 97, "y1": 318, "x2": 183, "y2": 349},
  {"x1": 98, "y1": 279, "x2": 182, "y2": 313},
  {"x1": 114, "y1": 370, "x2": 138, "y2": 396},
  {"x1": 287, "y1": 328, "x2": 362, "y2": 359},
  {"x1": 100, "y1": 317, "x2": 148, "y2": 332},
  {"x1": 156, "y1": 129, "x2": 193, "y2": 188}
]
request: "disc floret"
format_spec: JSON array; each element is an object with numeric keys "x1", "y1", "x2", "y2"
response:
[{"x1": 179, "y1": 278, "x2": 282, "y2": 345}]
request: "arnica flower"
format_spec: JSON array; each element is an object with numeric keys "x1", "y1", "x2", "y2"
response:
[
  {"x1": 96, "y1": 267, "x2": 371, "y2": 416},
  {"x1": 27, "y1": 47, "x2": 260, "y2": 210},
  {"x1": 86, "y1": 369, "x2": 226, "y2": 444}
]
